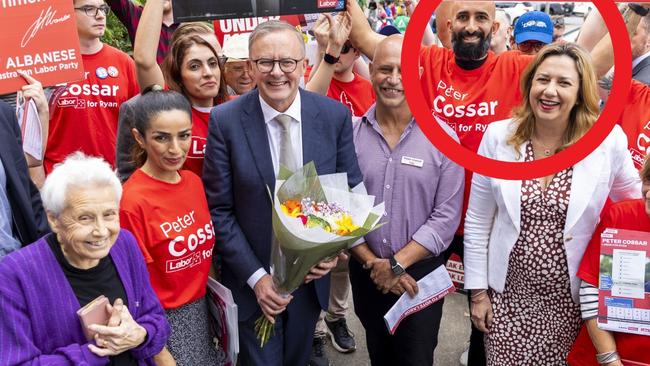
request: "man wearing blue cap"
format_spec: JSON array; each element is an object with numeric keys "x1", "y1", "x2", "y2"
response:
[{"x1": 511, "y1": 10, "x2": 554, "y2": 55}]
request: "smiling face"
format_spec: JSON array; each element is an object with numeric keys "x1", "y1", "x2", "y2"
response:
[
  {"x1": 73, "y1": 0, "x2": 107, "y2": 41},
  {"x1": 48, "y1": 184, "x2": 120, "y2": 269},
  {"x1": 180, "y1": 44, "x2": 221, "y2": 107},
  {"x1": 224, "y1": 60, "x2": 254, "y2": 95},
  {"x1": 449, "y1": 1, "x2": 497, "y2": 60},
  {"x1": 248, "y1": 29, "x2": 306, "y2": 112},
  {"x1": 529, "y1": 55, "x2": 580, "y2": 127},
  {"x1": 370, "y1": 36, "x2": 404, "y2": 109},
  {"x1": 134, "y1": 109, "x2": 193, "y2": 181}
]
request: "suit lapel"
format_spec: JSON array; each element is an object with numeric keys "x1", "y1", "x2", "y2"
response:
[
  {"x1": 300, "y1": 90, "x2": 321, "y2": 168},
  {"x1": 495, "y1": 141, "x2": 525, "y2": 232},
  {"x1": 565, "y1": 147, "x2": 602, "y2": 234},
  {"x1": 633, "y1": 56, "x2": 650, "y2": 77},
  {"x1": 241, "y1": 90, "x2": 276, "y2": 191}
]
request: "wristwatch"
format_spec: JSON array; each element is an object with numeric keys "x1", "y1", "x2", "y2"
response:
[
  {"x1": 629, "y1": 3, "x2": 650, "y2": 17},
  {"x1": 323, "y1": 53, "x2": 340, "y2": 65},
  {"x1": 389, "y1": 256, "x2": 405, "y2": 276}
]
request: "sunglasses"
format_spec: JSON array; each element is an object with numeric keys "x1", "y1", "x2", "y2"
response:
[{"x1": 341, "y1": 42, "x2": 355, "y2": 54}]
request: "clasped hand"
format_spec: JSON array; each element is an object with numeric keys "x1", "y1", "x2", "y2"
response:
[
  {"x1": 365, "y1": 258, "x2": 418, "y2": 297},
  {"x1": 88, "y1": 298, "x2": 147, "y2": 357}
]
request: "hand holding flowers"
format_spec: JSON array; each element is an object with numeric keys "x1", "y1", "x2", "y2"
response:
[{"x1": 254, "y1": 163, "x2": 385, "y2": 347}]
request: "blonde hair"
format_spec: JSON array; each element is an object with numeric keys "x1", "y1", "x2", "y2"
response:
[{"x1": 508, "y1": 43, "x2": 600, "y2": 157}]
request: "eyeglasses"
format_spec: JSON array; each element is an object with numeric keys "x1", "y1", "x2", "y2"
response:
[
  {"x1": 251, "y1": 58, "x2": 303, "y2": 73},
  {"x1": 341, "y1": 42, "x2": 355, "y2": 55},
  {"x1": 74, "y1": 5, "x2": 111, "y2": 17},
  {"x1": 518, "y1": 40, "x2": 545, "y2": 54}
]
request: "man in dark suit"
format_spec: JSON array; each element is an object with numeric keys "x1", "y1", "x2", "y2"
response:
[
  {"x1": 203, "y1": 20, "x2": 362, "y2": 366},
  {"x1": 0, "y1": 101, "x2": 49, "y2": 257},
  {"x1": 632, "y1": 15, "x2": 650, "y2": 85}
]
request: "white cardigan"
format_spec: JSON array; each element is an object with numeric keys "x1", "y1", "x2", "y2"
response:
[{"x1": 463, "y1": 119, "x2": 641, "y2": 302}]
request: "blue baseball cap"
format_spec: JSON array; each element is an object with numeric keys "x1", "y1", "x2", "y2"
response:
[
  {"x1": 514, "y1": 11, "x2": 553, "y2": 45},
  {"x1": 379, "y1": 25, "x2": 401, "y2": 36}
]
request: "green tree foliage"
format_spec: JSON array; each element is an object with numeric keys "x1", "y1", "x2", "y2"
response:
[
  {"x1": 103, "y1": 12, "x2": 133, "y2": 54},
  {"x1": 102, "y1": 0, "x2": 144, "y2": 54}
]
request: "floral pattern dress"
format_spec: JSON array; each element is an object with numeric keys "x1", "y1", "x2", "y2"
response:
[{"x1": 485, "y1": 142, "x2": 582, "y2": 365}]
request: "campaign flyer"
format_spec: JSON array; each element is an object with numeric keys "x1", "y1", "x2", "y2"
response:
[
  {"x1": 0, "y1": 0, "x2": 84, "y2": 94},
  {"x1": 598, "y1": 228, "x2": 650, "y2": 336},
  {"x1": 173, "y1": 0, "x2": 346, "y2": 22}
]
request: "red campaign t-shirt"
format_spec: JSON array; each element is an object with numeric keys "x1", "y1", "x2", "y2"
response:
[
  {"x1": 46, "y1": 44, "x2": 139, "y2": 174},
  {"x1": 326, "y1": 73, "x2": 375, "y2": 117},
  {"x1": 120, "y1": 169, "x2": 215, "y2": 309},
  {"x1": 567, "y1": 199, "x2": 650, "y2": 366},
  {"x1": 419, "y1": 46, "x2": 534, "y2": 232},
  {"x1": 618, "y1": 80, "x2": 650, "y2": 170},
  {"x1": 183, "y1": 107, "x2": 211, "y2": 177}
]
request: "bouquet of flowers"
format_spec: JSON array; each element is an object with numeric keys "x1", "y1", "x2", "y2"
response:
[{"x1": 255, "y1": 162, "x2": 385, "y2": 346}]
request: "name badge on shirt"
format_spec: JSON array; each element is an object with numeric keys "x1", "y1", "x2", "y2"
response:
[{"x1": 401, "y1": 156, "x2": 424, "y2": 168}]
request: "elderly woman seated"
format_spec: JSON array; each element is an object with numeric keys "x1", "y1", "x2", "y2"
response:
[{"x1": 0, "y1": 153, "x2": 170, "y2": 365}]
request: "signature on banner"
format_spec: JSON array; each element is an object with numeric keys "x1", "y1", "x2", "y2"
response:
[{"x1": 21, "y1": 5, "x2": 71, "y2": 47}]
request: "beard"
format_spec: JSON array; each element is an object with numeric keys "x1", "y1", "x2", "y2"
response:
[{"x1": 452, "y1": 30, "x2": 492, "y2": 61}]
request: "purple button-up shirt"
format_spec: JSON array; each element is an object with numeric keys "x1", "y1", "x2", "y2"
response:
[{"x1": 353, "y1": 105, "x2": 464, "y2": 258}]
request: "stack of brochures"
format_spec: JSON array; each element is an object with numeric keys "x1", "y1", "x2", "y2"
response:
[{"x1": 207, "y1": 277, "x2": 239, "y2": 366}]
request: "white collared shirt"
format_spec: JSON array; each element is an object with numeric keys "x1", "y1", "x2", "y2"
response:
[
  {"x1": 247, "y1": 91, "x2": 303, "y2": 289},
  {"x1": 260, "y1": 91, "x2": 303, "y2": 176}
]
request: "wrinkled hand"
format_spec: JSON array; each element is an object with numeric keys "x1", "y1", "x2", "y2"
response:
[
  {"x1": 304, "y1": 252, "x2": 345, "y2": 283},
  {"x1": 366, "y1": 258, "x2": 400, "y2": 294},
  {"x1": 389, "y1": 273, "x2": 418, "y2": 297},
  {"x1": 254, "y1": 274, "x2": 292, "y2": 323},
  {"x1": 470, "y1": 292, "x2": 493, "y2": 333},
  {"x1": 17, "y1": 71, "x2": 48, "y2": 115},
  {"x1": 88, "y1": 299, "x2": 147, "y2": 357}
]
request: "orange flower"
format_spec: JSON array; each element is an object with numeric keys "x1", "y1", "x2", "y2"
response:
[{"x1": 281, "y1": 199, "x2": 302, "y2": 217}]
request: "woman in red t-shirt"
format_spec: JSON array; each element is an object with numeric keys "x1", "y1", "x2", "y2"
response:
[
  {"x1": 568, "y1": 156, "x2": 650, "y2": 366},
  {"x1": 119, "y1": 87, "x2": 219, "y2": 365},
  {"x1": 133, "y1": 0, "x2": 229, "y2": 178}
]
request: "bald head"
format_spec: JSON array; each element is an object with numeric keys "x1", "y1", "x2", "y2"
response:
[
  {"x1": 371, "y1": 35, "x2": 405, "y2": 109},
  {"x1": 435, "y1": 1, "x2": 454, "y2": 49},
  {"x1": 374, "y1": 34, "x2": 403, "y2": 64},
  {"x1": 450, "y1": 1, "x2": 496, "y2": 20}
]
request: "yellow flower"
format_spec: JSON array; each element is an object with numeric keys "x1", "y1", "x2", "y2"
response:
[
  {"x1": 335, "y1": 214, "x2": 359, "y2": 235},
  {"x1": 281, "y1": 200, "x2": 302, "y2": 217}
]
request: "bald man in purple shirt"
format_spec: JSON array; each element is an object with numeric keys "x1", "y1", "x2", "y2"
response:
[{"x1": 349, "y1": 35, "x2": 464, "y2": 366}]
